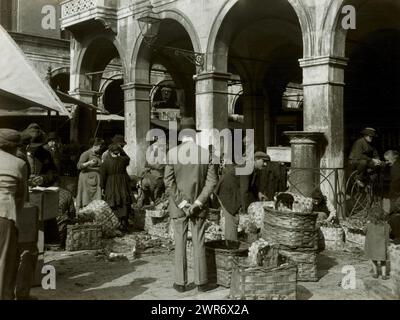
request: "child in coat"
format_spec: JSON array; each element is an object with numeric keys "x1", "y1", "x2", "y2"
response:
[{"x1": 364, "y1": 207, "x2": 391, "y2": 280}]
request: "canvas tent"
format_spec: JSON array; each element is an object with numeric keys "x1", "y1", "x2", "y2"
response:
[{"x1": 0, "y1": 25, "x2": 70, "y2": 117}]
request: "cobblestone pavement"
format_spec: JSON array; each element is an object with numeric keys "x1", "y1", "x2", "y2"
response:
[{"x1": 31, "y1": 239, "x2": 397, "y2": 300}]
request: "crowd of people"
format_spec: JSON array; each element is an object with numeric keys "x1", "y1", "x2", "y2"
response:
[{"x1": 1, "y1": 121, "x2": 400, "y2": 298}]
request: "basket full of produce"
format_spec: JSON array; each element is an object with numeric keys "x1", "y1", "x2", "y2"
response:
[
  {"x1": 66, "y1": 223, "x2": 102, "y2": 251},
  {"x1": 261, "y1": 192, "x2": 318, "y2": 249},
  {"x1": 205, "y1": 240, "x2": 249, "y2": 287},
  {"x1": 229, "y1": 241, "x2": 296, "y2": 300}
]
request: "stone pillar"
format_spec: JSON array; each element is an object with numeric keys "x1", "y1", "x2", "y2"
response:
[
  {"x1": 285, "y1": 131, "x2": 324, "y2": 197},
  {"x1": 299, "y1": 56, "x2": 348, "y2": 169},
  {"x1": 69, "y1": 89, "x2": 98, "y2": 145},
  {"x1": 300, "y1": 56, "x2": 348, "y2": 217},
  {"x1": 122, "y1": 82, "x2": 152, "y2": 177},
  {"x1": 242, "y1": 94, "x2": 266, "y2": 151},
  {"x1": 194, "y1": 72, "x2": 230, "y2": 150}
]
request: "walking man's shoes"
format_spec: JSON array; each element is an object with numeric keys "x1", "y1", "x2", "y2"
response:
[
  {"x1": 173, "y1": 283, "x2": 186, "y2": 293},
  {"x1": 197, "y1": 283, "x2": 218, "y2": 292}
]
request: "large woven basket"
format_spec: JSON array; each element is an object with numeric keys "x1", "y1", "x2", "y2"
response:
[
  {"x1": 229, "y1": 262, "x2": 297, "y2": 300},
  {"x1": 66, "y1": 224, "x2": 102, "y2": 251},
  {"x1": 320, "y1": 226, "x2": 345, "y2": 251},
  {"x1": 278, "y1": 248, "x2": 318, "y2": 282},
  {"x1": 205, "y1": 240, "x2": 249, "y2": 288},
  {"x1": 262, "y1": 208, "x2": 318, "y2": 249}
]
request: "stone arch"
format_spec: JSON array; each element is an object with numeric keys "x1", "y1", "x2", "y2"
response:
[
  {"x1": 331, "y1": 0, "x2": 400, "y2": 58},
  {"x1": 206, "y1": 0, "x2": 311, "y2": 71},
  {"x1": 74, "y1": 34, "x2": 127, "y2": 91},
  {"x1": 50, "y1": 66, "x2": 70, "y2": 78},
  {"x1": 130, "y1": 9, "x2": 202, "y2": 83}
]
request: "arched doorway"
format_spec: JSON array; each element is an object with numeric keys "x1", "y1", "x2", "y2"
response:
[
  {"x1": 73, "y1": 35, "x2": 124, "y2": 145},
  {"x1": 343, "y1": 0, "x2": 400, "y2": 158},
  {"x1": 129, "y1": 12, "x2": 201, "y2": 174},
  {"x1": 210, "y1": 0, "x2": 304, "y2": 150}
]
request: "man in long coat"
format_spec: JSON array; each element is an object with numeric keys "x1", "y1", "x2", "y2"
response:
[{"x1": 164, "y1": 118, "x2": 218, "y2": 293}]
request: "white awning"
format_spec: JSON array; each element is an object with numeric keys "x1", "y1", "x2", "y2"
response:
[{"x1": 0, "y1": 25, "x2": 70, "y2": 117}]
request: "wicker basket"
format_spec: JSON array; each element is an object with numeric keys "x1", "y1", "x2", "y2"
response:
[
  {"x1": 320, "y1": 226, "x2": 345, "y2": 251},
  {"x1": 66, "y1": 224, "x2": 102, "y2": 251},
  {"x1": 342, "y1": 226, "x2": 365, "y2": 248},
  {"x1": 146, "y1": 209, "x2": 167, "y2": 218},
  {"x1": 262, "y1": 209, "x2": 318, "y2": 249},
  {"x1": 205, "y1": 240, "x2": 249, "y2": 288},
  {"x1": 229, "y1": 262, "x2": 297, "y2": 300},
  {"x1": 278, "y1": 248, "x2": 318, "y2": 282}
]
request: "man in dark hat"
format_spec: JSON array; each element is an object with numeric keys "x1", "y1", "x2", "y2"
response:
[
  {"x1": 349, "y1": 127, "x2": 382, "y2": 186},
  {"x1": 23, "y1": 124, "x2": 58, "y2": 188},
  {"x1": 164, "y1": 117, "x2": 218, "y2": 293},
  {"x1": 0, "y1": 129, "x2": 27, "y2": 300},
  {"x1": 43, "y1": 132, "x2": 62, "y2": 175},
  {"x1": 102, "y1": 134, "x2": 127, "y2": 163}
]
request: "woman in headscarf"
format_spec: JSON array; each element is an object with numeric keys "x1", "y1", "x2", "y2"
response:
[
  {"x1": 101, "y1": 143, "x2": 132, "y2": 231},
  {"x1": 76, "y1": 138, "x2": 104, "y2": 210},
  {"x1": 0, "y1": 129, "x2": 27, "y2": 300}
]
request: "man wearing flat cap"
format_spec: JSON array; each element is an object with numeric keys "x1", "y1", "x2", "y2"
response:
[
  {"x1": 0, "y1": 129, "x2": 27, "y2": 300},
  {"x1": 349, "y1": 127, "x2": 382, "y2": 186},
  {"x1": 164, "y1": 117, "x2": 218, "y2": 293}
]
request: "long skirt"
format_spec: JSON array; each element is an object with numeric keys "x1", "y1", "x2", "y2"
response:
[{"x1": 76, "y1": 171, "x2": 102, "y2": 210}]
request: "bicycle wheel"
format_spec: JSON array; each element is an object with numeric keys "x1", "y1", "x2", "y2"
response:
[
  {"x1": 346, "y1": 170, "x2": 372, "y2": 217},
  {"x1": 348, "y1": 181, "x2": 372, "y2": 217}
]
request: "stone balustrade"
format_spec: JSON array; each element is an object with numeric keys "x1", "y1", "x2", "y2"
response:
[{"x1": 61, "y1": 0, "x2": 118, "y2": 32}]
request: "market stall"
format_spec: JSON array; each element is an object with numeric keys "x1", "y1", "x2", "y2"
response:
[{"x1": 0, "y1": 25, "x2": 71, "y2": 286}]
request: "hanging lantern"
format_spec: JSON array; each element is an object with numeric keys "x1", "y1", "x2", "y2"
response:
[{"x1": 137, "y1": 6, "x2": 161, "y2": 45}]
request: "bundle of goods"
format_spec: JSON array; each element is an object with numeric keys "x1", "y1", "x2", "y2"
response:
[
  {"x1": 205, "y1": 240, "x2": 249, "y2": 287},
  {"x1": 389, "y1": 244, "x2": 400, "y2": 298},
  {"x1": 78, "y1": 200, "x2": 120, "y2": 238},
  {"x1": 274, "y1": 192, "x2": 314, "y2": 213},
  {"x1": 318, "y1": 220, "x2": 344, "y2": 251},
  {"x1": 278, "y1": 248, "x2": 318, "y2": 282},
  {"x1": 207, "y1": 208, "x2": 221, "y2": 224},
  {"x1": 66, "y1": 223, "x2": 102, "y2": 251},
  {"x1": 205, "y1": 221, "x2": 224, "y2": 241},
  {"x1": 341, "y1": 216, "x2": 367, "y2": 249},
  {"x1": 145, "y1": 200, "x2": 171, "y2": 238},
  {"x1": 229, "y1": 244, "x2": 297, "y2": 300},
  {"x1": 247, "y1": 239, "x2": 285, "y2": 268},
  {"x1": 247, "y1": 202, "x2": 274, "y2": 229}
]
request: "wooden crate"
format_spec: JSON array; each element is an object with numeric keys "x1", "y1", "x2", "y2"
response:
[
  {"x1": 29, "y1": 189, "x2": 59, "y2": 221},
  {"x1": 229, "y1": 263, "x2": 297, "y2": 300}
]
